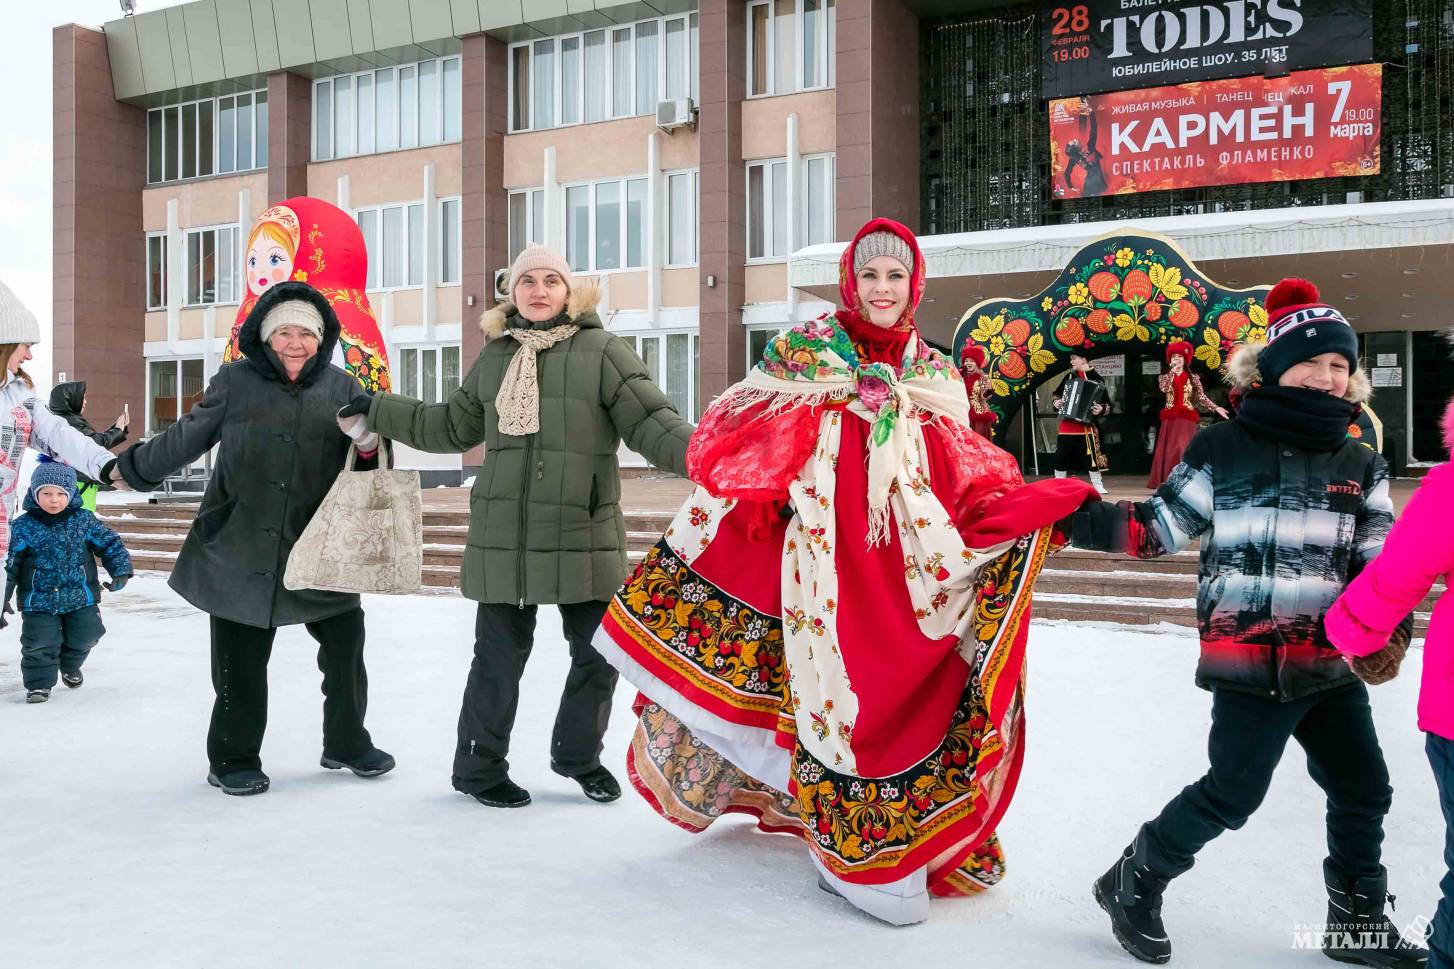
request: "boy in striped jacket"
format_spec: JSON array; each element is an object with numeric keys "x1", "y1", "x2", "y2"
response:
[{"x1": 1071, "y1": 279, "x2": 1427, "y2": 969}]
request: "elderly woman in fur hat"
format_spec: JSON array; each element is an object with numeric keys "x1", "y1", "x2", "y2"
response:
[{"x1": 338, "y1": 245, "x2": 692, "y2": 809}]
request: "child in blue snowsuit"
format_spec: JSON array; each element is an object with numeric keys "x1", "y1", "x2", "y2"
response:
[{"x1": 4, "y1": 459, "x2": 131, "y2": 702}]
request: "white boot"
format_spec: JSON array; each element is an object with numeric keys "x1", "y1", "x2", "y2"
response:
[{"x1": 1089, "y1": 471, "x2": 1108, "y2": 496}]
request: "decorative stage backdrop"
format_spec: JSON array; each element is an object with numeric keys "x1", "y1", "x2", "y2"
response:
[{"x1": 952, "y1": 231, "x2": 1270, "y2": 431}]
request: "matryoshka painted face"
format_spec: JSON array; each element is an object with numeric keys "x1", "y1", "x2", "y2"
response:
[{"x1": 247, "y1": 236, "x2": 294, "y2": 297}]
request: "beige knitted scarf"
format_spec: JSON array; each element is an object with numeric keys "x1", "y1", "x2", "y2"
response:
[{"x1": 496, "y1": 323, "x2": 579, "y2": 436}]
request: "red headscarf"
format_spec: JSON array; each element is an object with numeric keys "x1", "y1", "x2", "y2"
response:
[
  {"x1": 835, "y1": 218, "x2": 926, "y2": 365},
  {"x1": 222, "y1": 197, "x2": 391, "y2": 392}
]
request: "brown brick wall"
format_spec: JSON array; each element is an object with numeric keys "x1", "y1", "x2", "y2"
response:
[
  {"x1": 52, "y1": 25, "x2": 146, "y2": 428},
  {"x1": 268, "y1": 72, "x2": 312, "y2": 205}
]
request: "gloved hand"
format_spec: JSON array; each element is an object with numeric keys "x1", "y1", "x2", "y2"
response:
[
  {"x1": 101, "y1": 459, "x2": 133, "y2": 493},
  {"x1": 1349, "y1": 623, "x2": 1409, "y2": 686},
  {"x1": 337, "y1": 393, "x2": 374, "y2": 419},
  {"x1": 104, "y1": 576, "x2": 130, "y2": 593},
  {"x1": 0, "y1": 600, "x2": 12, "y2": 630},
  {"x1": 336, "y1": 394, "x2": 380, "y2": 453}
]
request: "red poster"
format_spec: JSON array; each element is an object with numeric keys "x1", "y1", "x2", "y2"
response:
[{"x1": 1049, "y1": 64, "x2": 1381, "y2": 199}]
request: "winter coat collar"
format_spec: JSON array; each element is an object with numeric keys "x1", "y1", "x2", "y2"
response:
[
  {"x1": 236, "y1": 281, "x2": 342, "y2": 386},
  {"x1": 479, "y1": 280, "x2": 603, "y2": 342},
  {"x1": 49, "y1": 381, "x2": 86, "y2": 417}
]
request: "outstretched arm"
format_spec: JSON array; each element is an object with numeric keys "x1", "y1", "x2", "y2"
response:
[{"x1": 1073, "y1": 436, "x2": 1214, "y2": 558}]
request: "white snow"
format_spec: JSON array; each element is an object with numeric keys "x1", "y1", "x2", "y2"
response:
[{"x1": 0, "y1": 575, "x2": 1440, "y2": 968}]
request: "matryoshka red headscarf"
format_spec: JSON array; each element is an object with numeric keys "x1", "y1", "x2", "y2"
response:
[
  {"x1": 834, "y1": 217, "x2": 927, "y2": 365},
  {"x1": 222, "y1": 197, "x2": 391, "y2": 392}
]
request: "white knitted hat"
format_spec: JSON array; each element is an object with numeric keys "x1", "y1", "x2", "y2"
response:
[
  {"x1": 260, "y1": 299, "x2": 325, "y2": 344},
  {"x1": 0, "y1": 280, "x2": 42, "y2": 345},
  {"x1": 509, "y1": 244, "x2": 573, "y2": 297},
  {"x1": 853, "y1": 231, "x2": 914, "y2": 275}
]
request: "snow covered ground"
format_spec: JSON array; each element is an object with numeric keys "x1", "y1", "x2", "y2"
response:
[{"x1": 0, "y1": 576, "x2": 1439, "y2": 968}]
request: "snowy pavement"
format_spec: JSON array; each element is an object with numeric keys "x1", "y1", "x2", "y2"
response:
[{"x1": 0, "y1": 575, "x2": 1440, "y2": 968}]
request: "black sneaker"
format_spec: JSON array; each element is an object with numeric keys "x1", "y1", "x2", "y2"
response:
[
  {"x1": 25, "y1": 688, "x2": 50, "y2": 704},
  {"x1": 1322, "y1": 861, "x2": 1429, "y2": 969},
  {"x1": 321, "y1": 747, "x2": 397, "y2": 778},
  {"x1": 470, "y1": 778, "x2": 531, "y2": 808},
  {"x1": 1093, "y1": 829, "x2": 1173, "y2": 964},
  {"x1": 206, "y1": 769, "x2": 271, "y2": 796},
  {"x1": 61, "y1": 670, "x2": 83, "y2": 689},
  {"x1": 553, "y1": 764, "x2": 622, "y2": 803}
]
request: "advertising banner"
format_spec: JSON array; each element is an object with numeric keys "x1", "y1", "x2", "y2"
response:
[
  {"x1": 1042, "y1": 0, "x2": 1373, "y2": 99},
  {"x1": 1049, "y1": 64, "x2": 1381, "y2": 198}
]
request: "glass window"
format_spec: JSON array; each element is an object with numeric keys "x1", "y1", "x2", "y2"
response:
[
  {"x1": 532, "y1": 40, "x2": 555, "y2": 130},
  {"x1": 666, "y1": 333, "x2": 690, "y2": 417},
  {"x1": 147, "y1": 110, "x2": 164, "y2": 183},
  {"x1": 163, "y1": 106, "x2": 179, "y2": 181},
  {"x1": 146, "y1": 235, "x2": 167, "y2": 309},
  {"x1": 640, "y1": 335, "x2": 660, "y2": 384},
  {"x1": 236, "y1": 94, "x2": 254, "y2": 170},
  {"x1": 148, "y1": 360, "x2": 178, "y2": 434},
  {"x1": 805, "y1": 155, "x2": 832, "y2": 245},
  {"x1": 399, "y1": 65, "x2": 418, "y2": 148},
  {"x1": 422, "y1": 348, "x2": 439, "y2": 404},
  {"x1": 626, "y1": 178, "x2": 647, "y2": 268},
  {"x1": 182, "y1": 103, "x2": 197, "y2": 179},
  {"x1": 747, "y1": 164, "x2": 767, "y2": 258},
  {"x1": 508, "y1": 191, "x2": 529, "y2": 263},
  {"x1": 218, "y1": 97, "x2": 236, "y2": 174},
  {"x1": 400, "y1": 348, "x2": 419, "y2": 398},
  {"x1": 255, "y1": 90, "x2": 269, "y2": 168},
  {"x1": 443, "y1": 58, "x2": 461, "y2": 142},
  {"x1": 690, "y1": 13, "x2": 700, "y2": 104},
  {"x1": 186, "y1": 231, "x2": 201, "y2": 304},
  {"x1": 315, "y1": 81, "x2": 332, "y2": 159},
  {"x1": 595, "y1": 181, "x2": 621, "y2": 271},
  {"x1": 774, "y1": 0, "x2": 796, "y2": 97},
  {"x1": 531, "y1": 190, "x2": 544, "y2": 248},
  {"x1": 566, "y1": 185, "x2": 590, "y2": 271},
  {"x1": 358, "y1": 209, "x2": 379, "y2": 289},
  {"x1": 382, "y1": 207, "x2": 404, "y2": 288},
  {"x1": 442, "y1": 345, "x2": 461, "y2": 396},
  {"x1": 198, "y1": 100, "x2": 214, "y2": 176},
  {"x1": 334, "y1": 76, "x2": 354, "y2": 157},
  {"x1": 560, "y1": 36, "x2": 582, "y2": 126},
  {"x1": 377, "y1": 68, "x2": 398, "y2": 151},
  {"x1": 419, "y1": 59, "x2": 439, "y2": 146},
  {"x1": 748, "y1": 327, "x2": 782, "y2": 367},
  {"x1": 357, "y1": 74, "x2": 375, "y2": 155},
  {"x1": 181, "y1": 359, "x2": 205, "y2": 415},
  {"x1": 407, "y1": 203, "x2": 424, "y2": 287},
  {"x1": 200, "y1": 230, "x2": 217, "y2": 304},
  {"x1": 827, "y1": 0, "x2": 836, "y2": 86},
  {"x1": 218, "y1": 227, "x2": 235, "y2": 303},
  {"x1": 771, "y1": 160, "x2": 789, "y2": 256},
  {"x1": 749, "y1": 3, "x2": 770, "y2": 96},
  {"x1": 803, "y1": 0, "x2": 821, "y2": 89},
  {"x1": 612, "y1": 28, "x2": 633, "y2": 117},
  {"x1": 692, "y1": 332, "x2": 701, "y2": 419},
  {"x1": 665, "y1": 18, "x2": 687, "y2": 101},
  {"x1": 668, "y1": 172, "x2": 695, "y2": 265},
  {"x1": 511, "y1": 46, "x2": 530, "y2": 130},
  {"x1": 441, "y1": 198, "x2": 460, "y2": 285},
  {"x1": 635, "y1": 22, "x2": 658, "y2": 116},
  {"x1": 584, "y1": 31, "x2": 608, "y2": 123}
]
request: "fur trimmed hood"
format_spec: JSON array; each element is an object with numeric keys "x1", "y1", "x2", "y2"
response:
[
  {"x1": 479, "y1": 279, "x2": 603, "y2": 342},
  {"x1": 1224, "y1": 341, "x2": 1371, "y2": 405}
]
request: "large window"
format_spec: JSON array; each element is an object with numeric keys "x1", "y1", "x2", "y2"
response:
[
  {"x1": 314, "y1": 56, "x2": 462, "y2": 161},
  {"x1": 147, "y1": 358, "x2": 205, "y2": 435},
  {"x1": 748, "y1": 326, "x2": 786, "y2": 368},
  {"x1": 666, "y1": 170, "x2": 699, "y2": 266},
  {"x1": 747, "y1": 153, "x2": 835, "y2": 260},
  {"x1": 398, "y1": 345, "x2": 462, "y2": 404},
  {"x1": 507, "y1": 189, "x2": 546, "y2": 263},
  {"x1": 624, "y1": 332, "x2": 701, "y2": 421},
  {"x1": 563, "y1": 177, "x2": 650, "y2": 273},
  {"x1": 748, "y1": 0, "x2": 835, "y2": 98},
  {"x1": 440, "y1": 197, "x2": 461, "y2": 286},
  {"x1": 147, "y1": 90, "x2": 268, "y2": 184},
  {"x1": 185, "y1": 226, "x2": 240, "y2": 306},
  {"x1": 355, "y1": 202, "x2": 427, "y2": 290},
  {"x1": 509, "y1": 13, "x2": 698, "y2": 132},
  {"x1": 146, "y1": 233, "x2": 168, "y2": 310}
]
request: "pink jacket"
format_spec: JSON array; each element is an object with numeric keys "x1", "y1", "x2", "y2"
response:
[{"x1": 1326, "y1": 398, "x2": 1454, "y2": 741}]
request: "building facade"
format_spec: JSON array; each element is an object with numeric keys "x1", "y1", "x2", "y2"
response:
[{"x1": 53, "y1": 0, "x2": 1454, "y2": 483}]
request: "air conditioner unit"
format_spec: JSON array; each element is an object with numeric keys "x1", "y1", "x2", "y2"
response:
[
  {"x1": 493, "y1": 268, "x2": 510, "y2": 301},
  {"x1": 656, "y1": 98, "x2": 697, "y2": 132}
]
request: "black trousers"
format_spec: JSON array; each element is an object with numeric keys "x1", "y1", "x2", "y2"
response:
[
  {"x1": 1143, "y1": 682, "x2": 1392, "y2": 882},
  {"x1": 1429, "y1": 733, "x2": 1454, "y2": 969},
  {"x1": 207, "y1": 608, "x2": 373, "y2": 775},
  {"x1": 451, "y1": 601, "x2": 617, "y2": 794},
  {"x1": 19, "y1": 606, "x2": 105, "y2": 690}
]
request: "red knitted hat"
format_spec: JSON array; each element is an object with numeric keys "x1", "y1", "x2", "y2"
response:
[
  {"x1": 960, "y1": 342, "x2": 989, "y2": 369},
  {"x1": 1165, "y1": 340, "x2": 1194, "y2": 364},
  {"x1": 1258, "y1": 277, "x2": 1358, "y2": 383}
]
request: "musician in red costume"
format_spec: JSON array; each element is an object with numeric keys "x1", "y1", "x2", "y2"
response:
[
  {"x1": 591, "y1": 218, "x2": 1096, "y2": 925},
  {"x1": 1147, "y1": 341, "x2": 1228, "y2": 489},
  {"x1": 1052, "y1": 354, "x2": 1109, "y2": 495},
  {"x1": 959, "y1": 342, "x2": 998, "y2": 440}
]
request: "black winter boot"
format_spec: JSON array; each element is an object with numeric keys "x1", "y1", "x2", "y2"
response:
[
  {"x1": 207, "y1": 768, "x2": 270, "y2": 796},
  {"x1": 1094, "y1": 828, "x2": 1174, "y2": 964},
  {"x1": 321, "y1": 747, "x2": 396, "y2": 778},
  {"x1": 555, "y1": 764, "x2": 622, "y2": 803},
  {"x1": 1322, "y1": 861, "x2": 1429, "y2": 968},
  {"x1": 471, "y1": 777, "x2": 531, "y2": 808}
]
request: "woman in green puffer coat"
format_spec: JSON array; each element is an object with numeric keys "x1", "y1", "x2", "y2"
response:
[{"x1": 338, "y1": 244, "x2": 692, "y2": 809}]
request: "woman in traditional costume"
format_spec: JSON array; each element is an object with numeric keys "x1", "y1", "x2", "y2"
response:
[
  {"x1": 959, "y1": 343, "x2": 997, "y2": 440},
  {"x1": 591, "y1": 218, "x2": 1094, "y2": 925},
  {"x1": 1146, "y1": 340, "x2": 1227, "y2": 489}
]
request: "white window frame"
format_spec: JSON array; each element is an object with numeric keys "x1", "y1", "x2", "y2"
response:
[
  {"x1": 800, "y1": 152, "x2": 836, "y2": 247},
  {"x1": 144, "y1": 356, "x2": 207, "y2": 440},
  {"x1": 183, "y1": 223, "x2": 241, "y2": 307},
  {"x1": 745, "y1": 158, "x2": 790, "y2": 262},
  {"x1": 560, "y1": 176, "x2": 649, "y2": 274},
  {"x1": 507, "y1": 13, "x2": 700, "y2": 133},
  {"x1": 746, "y1": 325, "x2": 787, "y2": 370},
  {"x1": 664, "y1": 169, "x2": 700, "y2": 268},
  {"x1": 438, "y1": 196, "x2": 462, "y2": 286},
  {"x1": 147, "y1": 89, "x2": 267, "y2": 185},
  {"x1": 623, "y1": 330, "x2": 701, "y2": 420},
  {"x1": 746, "y1": 0, "x2": 836, "y2": 99},
  {"x1": 746, "y1": 153, "x2": 835, "y2": 262},
  {"x1": 145, "y1": 231, "x2": 168, "y2": 310},
  {"x1": 395, "y1": 344, "x2": 463, "y2": 404},
  {"x1": 507, "y1": 188, "x2": 547, "y2": 264},
  {"x1": 313, "y1": 55, "x2": 462, "y2": 162},
  {"x1": 354, "y1": 200, "x2": 427, "y2": 292}
]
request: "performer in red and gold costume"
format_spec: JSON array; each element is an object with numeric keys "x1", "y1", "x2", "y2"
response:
[
  {"x1": 1146, "y1": 340, "x2": 1227, "y2": 489},
  {"x1": 591, "y1": 218, "x2": 1095, "y2": 925},
  {"x1": 222, "y1": 197, "x2": 391, "y2": 392},
  {"x1": 959, "y1": 342, "x2": 998, "y2": 440}
]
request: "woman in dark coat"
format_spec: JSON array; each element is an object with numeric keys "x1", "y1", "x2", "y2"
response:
[
  {"x1": 47, "y1": 381, "x2": 129, "y2": 510},
  {"x1": 117, "y1": 281, "x2": 393, "y2": 796}
]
